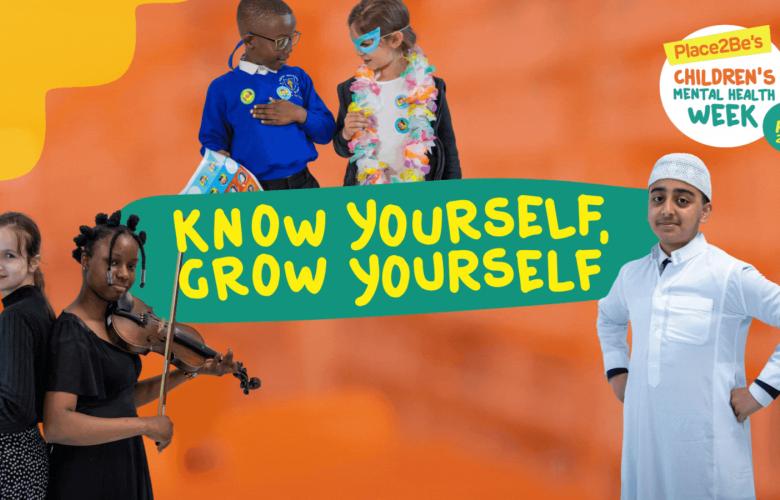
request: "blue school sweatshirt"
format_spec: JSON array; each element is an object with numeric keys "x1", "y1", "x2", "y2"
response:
[{"x1": 199, "y1": 65, "x2": 336, "y2": 180}]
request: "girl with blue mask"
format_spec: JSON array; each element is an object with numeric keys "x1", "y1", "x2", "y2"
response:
[{"x1": 333, "y1": 0, "x2": 462, "y2": 185}]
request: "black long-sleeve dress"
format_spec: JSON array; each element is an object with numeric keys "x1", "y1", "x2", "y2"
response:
[
  {"x1": 47, "y1": 312, "x2": 153, "y2": 500},
  {"x1": 0, "y1": 285, "x2": 53, "y2": 499}
]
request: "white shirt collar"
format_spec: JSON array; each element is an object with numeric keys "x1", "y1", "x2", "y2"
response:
[
  {"x1": 238, "y1": 59, "x2": 277, "y2": 75},
  {"x1": 655, "y1": 248, "x2": 669, "y2": 269},
  {"x1": 652, "y1": 232, "x2": 708, "y2": 271}
]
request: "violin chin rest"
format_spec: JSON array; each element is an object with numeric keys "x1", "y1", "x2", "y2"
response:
[{"x1": 117, "y1": 292, "x2": 135, "y2": 312}]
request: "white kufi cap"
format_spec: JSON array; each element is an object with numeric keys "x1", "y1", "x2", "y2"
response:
[{"x1": 648, "y1": 153, "x2": 711, "y2": 200}]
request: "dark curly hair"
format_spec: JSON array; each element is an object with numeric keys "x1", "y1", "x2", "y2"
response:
[{"x1": 72, "y1": 210, "x2": 148, "y2": 288}]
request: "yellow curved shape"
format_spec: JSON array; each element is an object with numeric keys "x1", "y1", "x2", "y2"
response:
[{"x1": 0, "y1": 0, "x2": 184, "y2": 181}]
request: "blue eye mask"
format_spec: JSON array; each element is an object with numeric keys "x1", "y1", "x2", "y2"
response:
[{"x1": 352, "y1": 27, "x2": 382, "y2": 54}]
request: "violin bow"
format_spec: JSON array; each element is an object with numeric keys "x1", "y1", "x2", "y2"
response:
[{"x1": 157, "y1": 251, "x2": 184, "y2": 417}]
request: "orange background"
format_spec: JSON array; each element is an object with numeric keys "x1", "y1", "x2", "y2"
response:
[{"x1": 1, "y1": 1, "x2": 780, "y2": 498}]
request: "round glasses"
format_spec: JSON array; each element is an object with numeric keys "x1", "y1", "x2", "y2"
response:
[{"x1": 248, "y1": 31, "x2": 301, "y2": 51}]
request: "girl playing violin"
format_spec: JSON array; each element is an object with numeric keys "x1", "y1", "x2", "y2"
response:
[
  {"x1": 44, "y1": 210, "x2": 235, "y2": 500},
  {"x1": 0, "y1": 212, "x2": 54, "y2": 500}
]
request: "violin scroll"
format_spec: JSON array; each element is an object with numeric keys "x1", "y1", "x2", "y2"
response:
[{"x1": 232, "y1": 361, "x2": 262, "y2": 395}]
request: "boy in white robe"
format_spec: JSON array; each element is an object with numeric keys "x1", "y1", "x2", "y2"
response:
[{"x1": 597, "y1": 153, "x2": 780, "y2": 500}]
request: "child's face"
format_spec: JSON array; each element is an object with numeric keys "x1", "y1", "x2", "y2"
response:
[
  {"x1": 243, "y1": 14, "x2": 297, "y2": 71},
  {"x1": 350, "y1": 24, "x2": 404, "y2": 73},
  {"x1": 0, "y1": 227, "x2": 37, "y2": 297},
  {"x1": 647, "y1": 179, "x2": 712, "y2": 253},
  {"x1": 83, "y1": 233, "x2": 138, "y2": 303}
]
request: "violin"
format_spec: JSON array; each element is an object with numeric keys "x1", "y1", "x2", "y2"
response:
[{"x1": 106, "y1": 292, "x2": 261, "y2": 395}]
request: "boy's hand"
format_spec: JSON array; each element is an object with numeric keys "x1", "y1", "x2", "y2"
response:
[
  {"x1": 252, "y1": 99, "x2": 307, "y2": 126},
  {"x1": 731, "y1": 387, "x2": 762, "y2": 423},
  {"x1": 609, "y1": 372, "x2": 627, "y2": 403},
  {"x1": 342, "y1": 111, "x2": 371, "y2": 141}
]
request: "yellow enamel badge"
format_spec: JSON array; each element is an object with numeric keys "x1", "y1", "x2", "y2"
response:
[{"x1": 240, "y1": 88, "x2": 255, "y2": 105}]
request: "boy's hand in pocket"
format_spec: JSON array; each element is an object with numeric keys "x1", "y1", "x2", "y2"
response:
[
  {"x1": 609, "y1": 372, "x2": 628, "y2": 403},
  {"x1": 731, "y1": 387, "x2": 762, "y2": 423}
]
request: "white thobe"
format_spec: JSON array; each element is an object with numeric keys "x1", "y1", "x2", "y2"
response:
[{"x1": 597, "y1": 233, "x2": 780, "y2": 500}]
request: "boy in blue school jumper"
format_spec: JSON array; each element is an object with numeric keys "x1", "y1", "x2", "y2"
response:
[{"x1": 199, "y1": 0, "x2": 336, "y2": 190}]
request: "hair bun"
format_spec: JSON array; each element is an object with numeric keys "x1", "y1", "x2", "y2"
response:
[
  {"x1": 107, "y1": 211, "x2": 122, "y2": 227},
  {"x1": 127, "y1": 214, "x2": 140, "y2": 231},
  {"x1": 95, "y1": 213, "x2": 109, "y2": 225}
]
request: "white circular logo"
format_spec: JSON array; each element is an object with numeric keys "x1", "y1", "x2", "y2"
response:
[
  {"x1": 659, "y1": 25, "x2": 780, "y2": 148},
  {"x1": 276, "y1": 86, "x2": 292, "y2": 100}
]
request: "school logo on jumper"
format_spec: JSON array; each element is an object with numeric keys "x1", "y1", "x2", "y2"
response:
[
  {"x1": 394, "y1": 118, "x2": 410, "y2": 133},
  {"x1": 279, "y1": 74, "x2": 301, "y2": 95},
  {"x1": 240, "y1": 88, "x2": 255, "y2": 105},
  {"x1": 276, "y1": 86, "x2": 293, "y2": 100},
  {"x1": 395, "y1": 94, "x2": 409, "y2": 109}
]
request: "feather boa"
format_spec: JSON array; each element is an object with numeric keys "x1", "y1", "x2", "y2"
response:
[{"x1": 347, "y1": 48, "x2": 438, "y2": 185}]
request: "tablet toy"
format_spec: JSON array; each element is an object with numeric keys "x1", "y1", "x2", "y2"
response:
[{"x1": 182, "y1": 149, "x2": 262, "y2": 194}]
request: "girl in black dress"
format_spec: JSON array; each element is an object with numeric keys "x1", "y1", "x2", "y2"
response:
[
  {"x1": 0, "y1": 212, "x2": 54, "y2": 500},
  {"x1": 44, "y1": 211, "x2": 234, "y2": 500}
]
